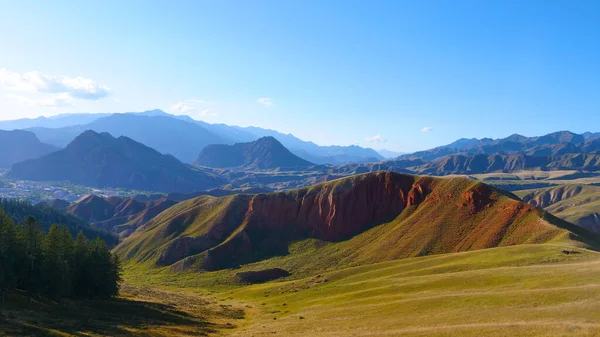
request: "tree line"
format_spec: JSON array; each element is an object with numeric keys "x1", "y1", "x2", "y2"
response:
[
  {"x1": 0, "y1": 210, "x2": 121, "y2": 303},
  {"x1": 0, "y1": 199, "x2": 117, "y2": 246}
]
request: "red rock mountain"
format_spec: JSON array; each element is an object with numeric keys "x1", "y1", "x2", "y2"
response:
[{"x1": 115, "y1": 172, "x2": 599, "y2": 271}]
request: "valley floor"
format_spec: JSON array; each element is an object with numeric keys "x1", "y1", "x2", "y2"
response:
[{"x1": 3, "y1": 243, "x2": 599, "y2": 336}]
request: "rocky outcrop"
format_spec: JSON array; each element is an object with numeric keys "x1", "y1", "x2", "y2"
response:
[
  {"x1": 243, "y1": 172, "x2": 430, "y2": 240},
  {"x1": 462, "y1": 184, "x2": 495, "y2": 213}
]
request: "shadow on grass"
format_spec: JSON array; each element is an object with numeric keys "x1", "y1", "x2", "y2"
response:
[{"x1": 0, "y1": 291, "x2": 226, "y2": 336}]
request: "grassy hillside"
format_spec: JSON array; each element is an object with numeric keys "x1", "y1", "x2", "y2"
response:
[
  {"x1": 221, "y1": 244, "x2": 600, "y2": 337},
  {"x1": 115, "y1": 172, "x2": 599, "y2": 279},
  {"x1": 116, "y1": 243, "x2": 600, "y2": 337},
  {"x1": 8, "y1": 243, "x2": 597, "y2": 336},
  {"x1": 516, "y1": 184, "x2": 600, "y2": 233}
]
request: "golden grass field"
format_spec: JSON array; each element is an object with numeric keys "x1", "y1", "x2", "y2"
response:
[
  {"x1": 2, "y1": 238, "x2": 600, "y2": 337},
  {"x1": 221, "y1": 244, "x2": 600, "y2": 337},
  {"x1": 106, "y1": 243, "x2": 600, "y2": 337}
]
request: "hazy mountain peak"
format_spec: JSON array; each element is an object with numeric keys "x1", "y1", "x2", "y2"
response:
[
  {"x1": 0, "y1": 129, "x2": 59, "y2": 168},
  {"x1": 8, "y1": 130, "x2": 225, "y2": 193},
  {"x1": 195, "y1": 136, "x2": 313, "y2": 169}
]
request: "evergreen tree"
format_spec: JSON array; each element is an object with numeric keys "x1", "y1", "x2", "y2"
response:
[
  {"x1": 71, "y1": 232, "x2": 90, "y2": 298},
  {"x1": 0, "y1": 212, "x2": 120, "y2": 301},
  {"x1": 41, "y1": 224, "x2": 71, "y2": 299},
  {"x1": 108, "y1": 254, "x2": 122, "y2": 298},
  {"x1": 16, "y1": 216, "x2": 43, "y2": 303},
  {"x1": 0, "y1": 209, "x2": 16, "y2": 303},
  {"x1": 87, "y1": 237, "x2": 114, "y2": 298},
  {"x1": 59, "y1": 226, "x2": 74, "y2": 296}
]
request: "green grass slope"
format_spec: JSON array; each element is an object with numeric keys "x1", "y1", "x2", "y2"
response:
[
  {"x1": 517, "y1": 184, "x2": 600, "y2": 233},
  {"x1": 115, "y1": 172, "x2": 599, "y2": 276},
  {"x1": 221, "y1": 244, "x2": 600, "y2": 337}
]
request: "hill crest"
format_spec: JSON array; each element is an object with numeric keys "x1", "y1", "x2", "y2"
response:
[
  {"x1": 115, "y1": 172, "x2": 597, "y2": 272},
  {"x1": 194, "y1": 136, "x2": 314, "y2": 169}
]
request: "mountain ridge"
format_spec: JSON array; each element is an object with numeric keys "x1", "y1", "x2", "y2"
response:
[
  {"x1": 14, "y1": 110, "x2": 383, "y2": 164},
  {"x1": 412, "y1": 153, "x2": 600, "y2": 175},
  {"x1": 115, "y1": 171, "x2": 598, "y2": 272},
  {"x1": 0, "y1": 129, "x2": 59, "y2": 168},
  {"x1": 401, "y1": 131, "x2": 600, "y2": 162},
  {"x1": 7, "y1": 130, "x2": 225, "y2": 193}
]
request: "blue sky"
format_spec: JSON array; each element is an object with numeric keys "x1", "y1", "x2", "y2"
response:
[{"x1": 0, "y1": 0, "x2": 599, "y2": 152}]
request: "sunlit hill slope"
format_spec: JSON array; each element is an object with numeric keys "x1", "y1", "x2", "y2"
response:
[{"x1": 115, "y1": 172, "x2": 599, "y2": 275}]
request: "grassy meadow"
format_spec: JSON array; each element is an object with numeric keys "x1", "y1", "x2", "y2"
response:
[{"x1": 110, "y1": 243, "x2": 600, "y2": 337}]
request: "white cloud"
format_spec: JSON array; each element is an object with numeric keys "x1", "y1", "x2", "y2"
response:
[
  {"x1": 0, "y1": 69, "x2": 110, "y2": 100},
  {"x1": 422, "y1": 126, "x2": 433, "y2": 132},
  {"x1": 365, "y1": 134, "x2": 387, "y2": 143},
  {"x1": 170, "y1": 101, "x2": 194, "y2": 113},
  {"x1": 169, "y1": 100, "x2": 218, "y2": 118},
  {"x1": 257, "y1": 97, "x2": 275, "y2": 107},
  {"x1": 199, "y1": 109, "x2": 217, "y2": 117}
]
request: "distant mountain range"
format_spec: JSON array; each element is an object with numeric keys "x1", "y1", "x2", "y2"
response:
[
  {"x1": 232, "y1": 126, "x2": 384, "y2": 164},
  {"x1": 3, "y1": 111, "x2": 600, "y2": 183},
  {"x1": 0, "y1": 130, "x2": 58, "y2": 168},
  {"x1": 376, "y1": 149, "x2": 405, "y2": 159},
  {"x1": 7, "y1": 130, "x2": 225, "y2": 192},
  {"x1": 1, "y1": 109, "x2": 382, "y2": 164},
  {"x1": 26, "y1": 113, "x2": 229, "y2": 163},
  {"x1": 194, "y1": 136, "x2": 314, "y2": 169},
  {"x1": 0, "y1": 113, "x2": 112, "y2": 130},
  {"x1": 411, "y1": 153, "x2": 600, "y2": 175},
  {"x1": 399, "y1": 131, "x2": 600, "y2": 162}
]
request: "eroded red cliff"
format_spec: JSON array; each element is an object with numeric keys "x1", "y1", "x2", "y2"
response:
[{"x1": 244, "y1": 172, "x2": 432, "y2": 240}]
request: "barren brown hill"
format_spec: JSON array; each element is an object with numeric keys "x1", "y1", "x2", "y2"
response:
[
  {"x1": 115, "y1": 172, "x2": 599, "y2": 272},
  {"x1": 67, "y1": 195, "x2": 177, "y2": 237},
  {"x1": 517, "y1": 185, "x2": 600, "y2": 233}
]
